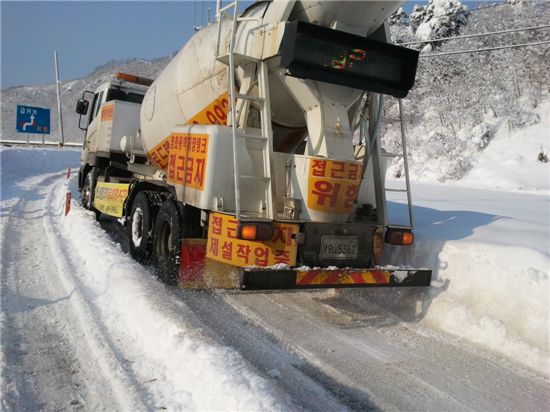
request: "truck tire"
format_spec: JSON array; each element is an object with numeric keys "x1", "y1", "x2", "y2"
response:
[
  {"x1": 128, "y1": 191, "x2": 158, "y2": 263},
  {"x1": 152, "y1": 200, "x2": 183, "y2": 285},
  {"x1": 81, "y1": 168, "x2": 98, "y2": 211}
]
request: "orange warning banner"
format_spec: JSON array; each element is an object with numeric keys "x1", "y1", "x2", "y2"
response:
[
  {"x1": 307, "y1": 158, "x2": 363, "y2": 214},
  {"x1": 100, "y1": 103, "x2": 114, "y2": 122},
  {"x1": 206, "y1": 213, "x2": 298, "y2": 268},
  {"x1": 147, "y1": 93, "x2": 229, "y2": 169},
  {"x1": 296, "y1": 269, "x2": 390, "y2": 286},
  {"x1": 166, "y1": 133, "x2": 209, "y2": 191}
]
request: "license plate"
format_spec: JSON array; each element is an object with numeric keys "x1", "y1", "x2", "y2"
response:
[{"x1": 320, "y1": 236, "x2": 359, "y2": 259}]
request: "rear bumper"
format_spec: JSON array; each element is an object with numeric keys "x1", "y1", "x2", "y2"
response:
[
  {"x1": 241, "y1": 267, "x2": 432, "y2": 290},
  {"x1": 179, "y1": 237, "x2": 431, "y2": 290}
]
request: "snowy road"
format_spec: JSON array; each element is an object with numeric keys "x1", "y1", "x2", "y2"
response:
[
  {"x1": 1, "y1": 148, "x2": 549, "y2": 411},
  {"x1": 1, "y1": 158, "x2": 146, "y2": 409},
  {"x1": 179, "y1": 288, "x2": 550, "y2": 411}
]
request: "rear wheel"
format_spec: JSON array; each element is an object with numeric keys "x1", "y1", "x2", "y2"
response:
[
  {"x1": 152, "y1": 200, "x2": 183, "y2": 285},
  {"x1": 128, "y1": 191, "x2": 159, "y2": 263}
]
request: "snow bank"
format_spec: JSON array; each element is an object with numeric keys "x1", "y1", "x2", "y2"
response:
[
  {"x1": 380, "y1": 101, "x2": 549, "y2": 376},
  {"x1": 383, "y1": 182, "x2": 549, "y2": 375},
  {"x1": 459, "y1": 101, "x2": 550, "y2": 193},
  {"x1": 57, "y1": 180, "x2": 287, "y2": 410}
]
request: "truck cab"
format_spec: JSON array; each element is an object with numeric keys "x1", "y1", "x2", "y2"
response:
[{"x1": 76, "y1": 73, "x2": 151, "y2": 193}]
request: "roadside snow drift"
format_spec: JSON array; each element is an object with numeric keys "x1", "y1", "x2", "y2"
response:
[
  {"x1": 59, "y1": 182, "x2": 288, "y2": 410},
  {"x1": 382, "y1": 114, "x2": 549, "y2": 375},
  {"x1": 383, "y1": 182, "x2": 549, "y2": 376},
  {"x1": 1, "y1": 147, "x2": 289, "y2": 411}
]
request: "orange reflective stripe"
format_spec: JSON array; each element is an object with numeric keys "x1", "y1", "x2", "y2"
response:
[
  {"x1": 296, "y1": 270, "x2": 390, "y2": 286},
  {"x1": 372, "y1": 270, "x2": 390, "y2": 284}
]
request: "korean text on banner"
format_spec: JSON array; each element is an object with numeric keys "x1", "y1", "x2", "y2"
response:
[
  {"x1": 307, "y1": 159, "x2": 363, "y2": 214},
  {"x1": 93, "y1": 182, "x2": 129, "y2": 217},
  {"x1": 206, "y1": 213, "x2": 299, "y2": 268}
]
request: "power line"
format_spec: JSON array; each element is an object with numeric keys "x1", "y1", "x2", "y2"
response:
[
  {"x1": 419, "y1": 40, "x2": 550, "y2": 58},
  {"x1": 401, "y1": 24, "x2": 550, "y2": 46}
]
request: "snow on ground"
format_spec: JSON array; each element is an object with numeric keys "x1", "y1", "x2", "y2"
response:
[
  {"x1": 1, "y1": 117, "x2": 549, "y2": 408},
  {"x1": 383, "y1": 182, "x2": 549, "y2": 376},
  {"x1": 383, "y1": 107, "x2": 549, "y2": 375},
  {"x1": 380, "y1": 100, "x2": 549, "y2": 375},
  {"x1": 0, "y1": 147, "x2": 289, "y2": 410},
  {"x1": 458, "y1": 101, "x2": 550, "y2": 193}
]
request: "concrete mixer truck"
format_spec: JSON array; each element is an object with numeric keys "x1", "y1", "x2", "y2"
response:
[{"x1": 75, "y1": 0, "x2": 432, "y2": 290}]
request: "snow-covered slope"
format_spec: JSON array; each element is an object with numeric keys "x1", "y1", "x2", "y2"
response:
[
  {"x1": 458, "y1": 101, "x2": 550, "y2": 193},
  {"x1": 384, "y1": 0, "x2": 550, "y2": 182}
]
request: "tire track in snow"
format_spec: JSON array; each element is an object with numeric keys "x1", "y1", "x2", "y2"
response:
[
  {"x1": 173, "y1": 289, "x2": 358, "y2": 411},
  {"x1": 1, "y1": 173, "x2": 70, "y2": 411},
  {"x1": 1, "y1": 171, "x2": 146, "y2": 411},
  {"x1": 42, "y1": 175, "x2": 148, "y2": 410},
  {"x1": 221, "y1": 291, "x2": 550, "y2": 411}
]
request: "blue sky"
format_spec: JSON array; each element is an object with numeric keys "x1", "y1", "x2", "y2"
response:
[
  {"x1": 1, "y1": 0, "x2": 475, "y2": 90},
  {"x1": 1, "y1": 1, "x2": 224, "y2": 89}
]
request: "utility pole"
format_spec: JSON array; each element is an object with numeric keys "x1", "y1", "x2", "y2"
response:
[{"x1": 54, "y1": 51, "x2": 65, "y2": 147}]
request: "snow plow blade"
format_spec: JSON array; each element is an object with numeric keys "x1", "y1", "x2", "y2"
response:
[{"x1": 240, "y1": 268, "x2": 432, "y2": 290}]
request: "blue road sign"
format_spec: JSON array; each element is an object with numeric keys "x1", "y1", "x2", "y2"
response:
[{"x1": 16, "y1": 105, "x2": 50, "y2": 134}]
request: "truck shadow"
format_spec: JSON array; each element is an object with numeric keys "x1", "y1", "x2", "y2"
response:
[{"x1": 322, "y1": 201, "x2": 504, "y2": 325}]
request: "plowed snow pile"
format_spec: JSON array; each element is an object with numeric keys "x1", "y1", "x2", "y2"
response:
[{"x1": 383, "y1": 106, "x2": 549, "y2": 375}]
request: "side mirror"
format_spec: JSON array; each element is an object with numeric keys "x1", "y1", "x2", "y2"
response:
[{"x1": 76, "y1": 99, "x2": 89, "y2": 115}]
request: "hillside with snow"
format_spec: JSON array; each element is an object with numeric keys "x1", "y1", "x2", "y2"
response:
[{"x1": 0, "y1": 57, "x2": 170, "y2": 145}]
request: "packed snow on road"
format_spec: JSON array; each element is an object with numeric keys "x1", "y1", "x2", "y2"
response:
[{"x1": 1, "y1": 105, "x2": 548, "y2": 410}]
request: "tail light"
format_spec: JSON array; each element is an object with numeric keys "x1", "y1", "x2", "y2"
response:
[
  {"x1": 238, "y1": 222, "x2": 273, "y2": 241},
  {"x1": 385, "y1": 228, "x2": 414, "y2": 246}
]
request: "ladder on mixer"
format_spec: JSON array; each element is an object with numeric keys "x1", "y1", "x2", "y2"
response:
[
  {"x1": 215, "y1": 0, "x2": 274, "y2": 221},
  {"x1": 384, "y1": 99, "x2": 414, "y2": 229}
]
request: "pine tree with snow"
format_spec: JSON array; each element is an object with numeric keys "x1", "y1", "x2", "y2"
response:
[
  {"x1": 411, "y1": 0, "x2": 469, "y2": 43},
  {"x1": 388, "y1": 7, "x2": 408, "y2": 26}
]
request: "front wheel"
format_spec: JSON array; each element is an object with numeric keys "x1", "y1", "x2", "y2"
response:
[
  {"x1": 152, "y1": 200, "x2": 183, "y2": 285},
  {"x1": 81, "y1": 168, "x2": 98, "y2": 212},
  {"x1": 128, "y1": 191, "x2": 159, "y2": 263}
]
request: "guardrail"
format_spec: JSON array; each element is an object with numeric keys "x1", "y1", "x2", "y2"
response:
[{"x1": 0, "y1": 139, "x2": 82, "y2": 147}]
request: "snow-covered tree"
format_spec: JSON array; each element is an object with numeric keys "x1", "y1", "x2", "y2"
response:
[
  {"x1": 410, "y1": 0, "x2": 469, "y2": 42},
  {"x1": 383, "y1": 0, "x2": 550, "y2": 181},
  {"x1": 388, "y1": 7, "x2": 408, "y2": 26}
]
